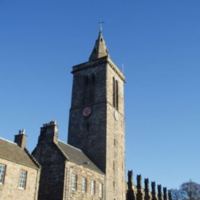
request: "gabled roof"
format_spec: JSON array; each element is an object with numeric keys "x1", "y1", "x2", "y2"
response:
[
  {"x1": 0, "y1": 138, "x2": 39, "y2": 169},
  {"x1": 57, "y1": 141, "x2": 103, "y2": 174}
]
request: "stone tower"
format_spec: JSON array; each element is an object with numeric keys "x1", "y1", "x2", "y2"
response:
[{"x1": 68, "y1": 31, "x2": 125, "y2": 200}]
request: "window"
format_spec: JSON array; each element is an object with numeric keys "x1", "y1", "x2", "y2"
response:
[
  {"x1": 83, "y1": 74, "x2": 96, "y2": 105},
  {"x1": 0, "y1": 163, "x2": 6, "y2": 184},
  {"x1": 90, "y1": 180, "x2": 95, "y2": 195},
  {"x1": 85, "y1": 76, "x2": 89, "y2": 86},
  {"x1": 18, "y1": 170, "x2": 27, "y2": 189},
  {"x1": 82, "y1": 177, "x2": 87, "y2": 193},
  {"x1": 71, "y1": 173, "x2": 78, "y2": 191},
  {"x1": 89, "y1": 74, "x2": 95, "y2": 103},
  {"x1": 115, "y1": 80, "x2": 119, "y2": 110},
  {"x1": 113, "y1": 77, "x2": 116, "y2": 107},
  {"x1": 113, "y1": 77, "x2": 119, "y2": 110},
  {"x1": 99, "y1": 183, "x2": 103, "y2": 198}
]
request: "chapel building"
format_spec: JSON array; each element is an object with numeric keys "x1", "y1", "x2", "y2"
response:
[{"x1": 33, "y1": 31, "x2": 126, "y2": 200}]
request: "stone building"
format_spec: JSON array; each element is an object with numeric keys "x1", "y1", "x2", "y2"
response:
[
  {"x1": 0, "y1": 131, "x2": 40, "y2": 200},
  {"x1": 68, "y1": 31, "x2": 126, "y2": 200},
  {"x1": 33, "y1": 121, "x2": 104, "y2": 200},
  {"x1": 33, "y1": 31, "x2": 126, "y2": 200}
]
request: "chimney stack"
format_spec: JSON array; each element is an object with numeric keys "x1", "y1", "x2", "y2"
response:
[
  {"x1": 14, "y1": 129, "x2": 26, "y2": 149},
  {"x1": 39, "y1": 121, "x2": 58, "y2": 144}
]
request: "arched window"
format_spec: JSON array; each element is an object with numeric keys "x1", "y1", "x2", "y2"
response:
[
  {"x1": 113, "y1": 77, "x2": 116, "y2": 107},
  {"x1": 85, "y1": 75, "x2": 89, "y2": 86},
  {"x1": 116, "y1": 80, "x2": 119, "y2": 110},
  {"x1": 113, "y1": 77, "x2": 119, "y2": 110},
  {"x1": 83, "y1": 74, "x2": 96, "y2": 105}
]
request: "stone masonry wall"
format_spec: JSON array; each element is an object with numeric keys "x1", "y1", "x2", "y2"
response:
[
  {"x1": 32, "y1": 142, "x2": 65, "y2": 200},
  {"x1": 63, "y1": 161, "x2": 105, "y2": 200},
  {"x1": 105, "y1": 61, "x2": 126, "y2": 200},
  {"x1": 0, "y1": 158, "x2": 39, "y2": 200},
  {"x1": 68, "y1": 60, "x2": 107, "y2": 173}
]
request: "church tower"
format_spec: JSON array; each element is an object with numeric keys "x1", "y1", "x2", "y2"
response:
[{"x1": 68, "y1": 31, "x2": 125, "y2": 200}]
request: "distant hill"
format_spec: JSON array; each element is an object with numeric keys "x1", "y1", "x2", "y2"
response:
[{"x1": 171, "y1": 181, "x2": 200, "y2": 200}]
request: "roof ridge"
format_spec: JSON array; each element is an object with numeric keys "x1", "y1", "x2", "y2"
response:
[
  {"x1": 0, "y1": 137, "x2": 16, "y2": 145},
  {"x1": 58, "y1": 140, "x2": 82, "y2": 152}
]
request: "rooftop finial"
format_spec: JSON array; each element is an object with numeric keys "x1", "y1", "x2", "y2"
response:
[{"x1": 99, "y1": 21, "x2": 104, "y2": 33}]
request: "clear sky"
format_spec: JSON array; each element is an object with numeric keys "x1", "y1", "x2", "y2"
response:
[{"x1": 0, "y1": 0, "x2": 200, "y2": 189}]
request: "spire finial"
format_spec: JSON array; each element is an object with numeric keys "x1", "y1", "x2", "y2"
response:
[{"x1": 98, "y1": 21, "x2": 104, "y2": 33}]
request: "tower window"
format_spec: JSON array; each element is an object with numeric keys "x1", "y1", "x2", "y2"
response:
[
  {"x1": 116, "y1": 80, "x2": 119, "y2": 110},
  {"x1": 113, "y1": 77, "x2": 116, "y2": 107},
  {"x1": 83, "y1": 74, "x2": 96, "y2": 105},
  {"x1": 113, "y1": 77, "x2": 119, "y2": 110},
  {"x1": 85, "y1": 76, "x2": 89, "y2": 86}
]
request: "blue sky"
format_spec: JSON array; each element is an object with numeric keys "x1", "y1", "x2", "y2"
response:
[{"x1": 0, "y1": 0, "x2": 200, "y2": 189}]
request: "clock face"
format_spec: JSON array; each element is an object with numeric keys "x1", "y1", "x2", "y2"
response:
[{"x1": 82, "y1": 107, "x2": 92, "y2": 117}]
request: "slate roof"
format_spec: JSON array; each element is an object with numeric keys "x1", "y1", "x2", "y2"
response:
[
  {"x1": 57, "y1": 141, "x2": 103, "y2": 174},
  {"x1": 0, "y1": 138, "x2": 39, "y2": 169}
]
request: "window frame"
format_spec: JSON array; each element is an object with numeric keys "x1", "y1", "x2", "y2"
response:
[
  {"x1": 99, "y1": 183, "x2": 103, "y2": 198},
  {"x1": 81, "y1": 177, "x2": 87, "y2": 193},
  {"x1": 18, "y1": 169, "x2": 28, "y2": 190},
  {"x1": 90, "y1": 180, "x2": 95, "y2": 195},
  {"x1": 71, "y1": 173, "x2": 78, "y2": 192}
]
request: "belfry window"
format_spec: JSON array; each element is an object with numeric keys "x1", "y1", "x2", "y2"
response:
[
  {"x1": 113, "y1": 77, "x2": 116, "y2": 107},
  {"x1": 113, "y1": 77, "x2": 119, "y2": 110},
  {"x1": 85, "y1": 76, "x2": 89, "y2": 86},
  {"x1": 83, "y1": 74, "x2": 96, "y2": 105},
  {"x1": 116, "y1": 80, "x2": 119, "y2": 110}
]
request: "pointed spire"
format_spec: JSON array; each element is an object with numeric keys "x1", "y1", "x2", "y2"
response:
[{"x1": 89, "y1": 31, "x2": 109, "y2": 61}]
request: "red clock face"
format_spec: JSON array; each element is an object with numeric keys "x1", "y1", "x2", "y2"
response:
[{"x1": 82, "y1": 107, "x2": 92, "y2": 117}]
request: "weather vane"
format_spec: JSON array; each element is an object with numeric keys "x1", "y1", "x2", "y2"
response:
[{"x1": 98, "y1": 21, "x2": 104, "y2": 32}]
